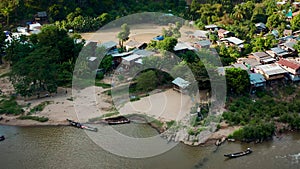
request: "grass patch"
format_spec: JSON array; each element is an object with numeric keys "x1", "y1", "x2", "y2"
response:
[
  {"x1": 29, "y1": 101, "x2": 52, "y2": 114},
  {"x1": 188, "y1": 127, "x2": 206, "y2": 136},
  {"x1": 0, "y1": 97, "x2": 23, "y2": 115},
  {"x1": 18, "y1": 115, "x2": 49, "y2": 122},
  {"x1": 88, "y1": 110, "x2": 119, "y2": 122},
  {"x1": 166, "y1": 120, "x2": 175, "y2": 128},
  {"x1": 125, "y1": 114, "x2": 164, "y2": 128},
  {"x1": 95, "y1": 82, "x2": 112, "y2": 89}
]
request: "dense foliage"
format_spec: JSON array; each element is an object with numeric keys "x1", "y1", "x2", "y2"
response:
[
  {"x1": 0, "y1": 97, "x2": 23, "y2": 115},
  {"x1": 224, "y1": 86, "x2": 300, "y2": 141},
  {"x1": 225, "y1": 68, "x2": 250, "y2": 95},
  {"x1": 6, "y1": 25, "x2": 84, "y2": 97}
]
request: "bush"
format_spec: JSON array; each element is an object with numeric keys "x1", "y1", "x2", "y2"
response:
[
  {"x1": 95, "y1": 82, "x2": 112, "y2": 89},
  {"x1": 18, "y1": 115, "x2": 49, "y2": 122},
  {"x1": 29, "y1": 101, "x2": 52, "y2": 114},
  {"x1": 0, "y1": 98, "x2": 23, "y2": 115},
  {"x1": 130, "y1": 96, "x2": 140, "y2": 102},
  {"x1": 166, "y1": 120, "x2": 175, "y2": 128},
  {"x1": 96, "y1": 72, "x2": 104, "y2": 80}
]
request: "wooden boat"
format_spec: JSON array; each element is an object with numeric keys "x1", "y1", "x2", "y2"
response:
[
  {"x1": 67, "y1": 119, "x2": 98, "y2": 132},
  {"x1": 104, "y1": 116, "x2": 130, "y2": 125},
  {"x1": 224, "y1": 148, "x2": 252, "y2": 158},
  {"x1": 0, "y1": 135, "x2": 5, "y2": 141}
]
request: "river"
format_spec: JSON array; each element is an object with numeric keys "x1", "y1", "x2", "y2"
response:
[{"x1": 0, "y1": 124, "x2": 300, "y2": 169}]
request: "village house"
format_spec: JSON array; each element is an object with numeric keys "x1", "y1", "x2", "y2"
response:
[
  {"x1": 249, "y1": 73, "x2": 266, "y2": 89},
  {"x1": 237, "y1": 58, "x2": 262, "y2": 71},
  {"x1": 283, "y1": 29, "x2": 292, "y2": 36},
  {"x1": 124, "y1": 40, "x2": 147, "y2": 51},
  {"x1": 173, "y1": 42, "x2": 195, "y2": 53},
  {"x1": 255, "y1": 22, "x2": 268, "y2": 34},
  {"x1": 279, "y1": 41, "x2": 298, "y2": 56},
  {"x1": 97, "y1": 41, "x2": 118, "y2": 55},
  {"x1": 204, "y1": 24, "x2": 218, "y2": 32},
  {"x1": 277, "y1": 59, "x2": 300, "y2": 81},
  {"x1": 35, "y1": 11, "x2": 47, "y2": 22},
  {"x1": 193, "y1": 40, "x2": 211, "y2": 49},
  {"x1": 133, "y1": 49, "x2": 155, "y2": 57},
  {"x1": 248, "y1": 52, "x2": 276, "y2": 64},
  {"x1": 217, "y1": 29, "x2": 232, "y2": 39},
  {"x1": 255, "y1": 64, "x2": 288, "y2": 81},
  {"x1": 172, "y1": 77, "x2": 190, "y2": 93},
  {"x1": 121, "y1": 54, "x2": 142, "y2": 68},
  {"x1": 189, "y1": 30, "x2": 208, "y2": 40},
  {"x1": 219, "y1": 37, "x2": 244, "y2": 49},
  {"x1": 112, "y1": 51, "x2": 134, "y2": 65},
  {"x1": 293, "y1": 2, "x2": 300, "y2": 9},
  {"x1": 266, "y1": 47, "x2": 289, "y2": 59}
]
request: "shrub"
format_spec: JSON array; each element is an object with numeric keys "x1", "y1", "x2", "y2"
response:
[
  {"x1": 29, "y1": 101, "x2": 52, "y2": 114},
  {"x1": 18, "y1": 115, "x2": 49, "y2": 122},
  {"x1": 0, "y1": 97, "x2": 23, "y2": 115}
]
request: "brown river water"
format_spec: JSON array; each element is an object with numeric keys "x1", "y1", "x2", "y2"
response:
[{"x1": 0, "y1": 124, "x2": 300, "y2": 169}]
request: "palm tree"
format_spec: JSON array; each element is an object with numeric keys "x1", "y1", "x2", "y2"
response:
[{"x1": 233, "y1": 5, "x2": 244, "y2": 21}]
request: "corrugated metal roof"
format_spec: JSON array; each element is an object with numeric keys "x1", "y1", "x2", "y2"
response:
[
  {"x1": 221, "y1": 37, "x2": 244, "y2": 45},
  {"x1": 271, "y1": 47, "x2": 286, "y2": 54},
  {"x1": 133, "y1": 49, "x2": 155, "y2": 57},
  {"x1": 97, "y1": 41, "x2": 117, "y2": 50},
  {"x1": 249, "y1": 73, "x2": 266, "y2": 84},
  {"x1": 174, "y1": 42, "x2": 195, "y2": 51},
  {"x1": 172, "y1": 77, "x2": 190, "y2": 89},
  {"x1": 252, "y1": 52, "x2": 269, "y2": 58},
  {"x1": 196, "y1": 40, "x2": 211, "y2": 47},
  {"x1": 277, "y1": 59, "x2": 300, "y2": 70},
  {"x1": 256, "y1": 64, "x2": 288, "y2": 76},
  {"x1": 193, "y1": 30, "x2": 208, "y2": 38},
  {"x1": 112, "y1": 51, "x2": 133, "y2": 57},
  {"x1": 123, "y1": 54, "x2": 141, "y2": 62},
  {"x1": 205, "y1": 24, "x2": 218, "y2": 29}
]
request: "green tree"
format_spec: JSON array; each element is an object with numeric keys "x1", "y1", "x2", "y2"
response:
[
  {"x1": 136, "y1": 70, "x2": 158, "y2": 92},
  {"x1": 291, "y1": 14, "x2": 300, "y2": 31},
  {"x1": 157, "y1": 37, "x2": 178, "y2": 51},
  {"x1": 0, "y1": 27, "x2": 6, "y2": 64},
  {"x1": 225, "y1": 68, "x2": 250, "y2": 95},
  {"x1": 10, "y1": 47, "x2": 59, "y2": 97},
  {"x1": 0, "y1": 0, "x2": 19, "y2": 26},
  {"x1": 266, "y1": 13, "x2": 284, "y2": 30},
  {"x1": 117, "y1": 23, "x2": 130, "y2": 48}
]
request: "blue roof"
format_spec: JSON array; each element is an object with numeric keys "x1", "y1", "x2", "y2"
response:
[
  {"x1": 249, "y1": 73, "x2": 266, "y2": 85},
  {"x1": 271, "y1": 47, "x2": 286, "y2": 54},
  {"x1": 153, "y1": 35, "x2": 164, "y2": 41}
]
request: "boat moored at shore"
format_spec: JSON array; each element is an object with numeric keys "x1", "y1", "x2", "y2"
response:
[{"x1": 224, "y1": 148, "x2": 253, "y2": 158}]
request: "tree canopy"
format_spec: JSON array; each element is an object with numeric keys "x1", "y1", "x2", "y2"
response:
[
  {"x1": 225, "y1": 68, "x2": 250, "y2": 95},
  {"x1": 117, "y1": 23, "x2": 130, "y2": 48},
  {"x1": 6, "y1": 25, "x2": 83, "y2": 97}
]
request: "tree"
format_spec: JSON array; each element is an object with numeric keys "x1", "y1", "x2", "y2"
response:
[
  {"x1": 10, "y1": 47, "x2": 59, "y2": 97},
  {"x1": 0, "y1": 26, "x2": 6, "y2": 64},
  {"x1": 117, "y1": 23, "x2": 130, "y2": 48},
  {"x1": 0, "y1": 0, "x2": 19, "y2": 26},
  {"x1": 157, "y1": 37, "x2": 178, "y2": 51},
  {"x1": 294, "y1": 41, "x2": 300, "y2": 54},
  {"x1": 136, "y1": 70, "x2": 158, "y2": 92},
  {"x1": 266, "y1": 13, "x2": 283, "y2": 30},
  {"x1": 291, "y1": 14, "x2": 300, "y2": 31},
  {"x1": 225, "y1": 68, "x2": 250, "y2": 95}
]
